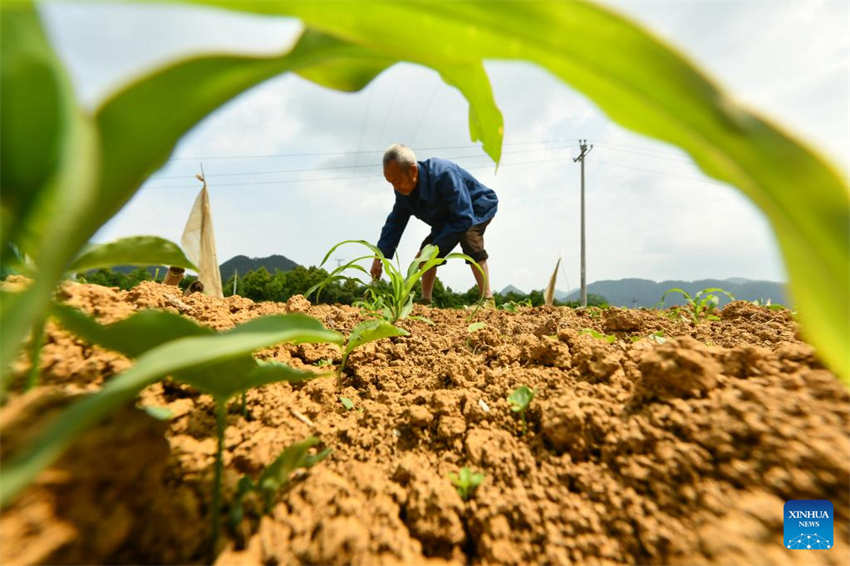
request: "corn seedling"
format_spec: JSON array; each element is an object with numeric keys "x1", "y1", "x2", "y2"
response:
[
  {"x1": 499, "y1": 299, "x2": 532, "y2": 313},
  {"x1": 229, "y1": 437, "x2": 330, "y2": 528},
  {"x1": 580, "y1": 328, "x2": 617, "y2": 344},
  {"x1": 0, "y1": 303, "x2": 343, "y2": 553},
  {"x1": 338, "y1": 319, "x2": 409, "y2": 383},
  {"x1": 657, "y1": 287, "x2": 736, "y2": 323},
  {"x1": 449, "y1": 467, "x2": 484, "y2": 501},
  {"x1": 752, "y1": 297, "x2": 791, "y2": 311},
  {"x1": 580, "y1": 306, "x2": 603, "y2": 319},
  {"x1": 508, "y1": 385, "x2": 535, "y2": 435},
  {"x1": 629, "y1": 331, "x2": 666, "y2": 344},
  {"x1": 308, "y1": 241, "x2": 483, "y2": 324}
]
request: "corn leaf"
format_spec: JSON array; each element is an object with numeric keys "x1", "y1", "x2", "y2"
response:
[
  {"x1": 0, "y1": 313, "x2": 342, "y2": 504},
  {"x1": 344, "y1": 319, "x2": 408, "y2": 358},
  {"x1": 258, "y1": 437, "x2": 329, "y2": 493},
  {"x1": 69, "y1": 236, "x2": 197, "y2": 273},
  {"x1": 50, "y1": 302, "x2": 212, "y2": 357},
  {"x1": 0, "y1": 2, "x2": 100, "y2": 378},
  {"x1": 184, "y1": 0, "x2": 847, "y2": 380}
]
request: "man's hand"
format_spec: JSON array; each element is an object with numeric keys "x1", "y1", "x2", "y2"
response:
[{"x1": 370, "y1": 257, "x2": 383, "y2": 280}]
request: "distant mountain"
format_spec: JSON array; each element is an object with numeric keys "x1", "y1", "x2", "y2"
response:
[
  {"x1": 500, "y1": 284, "x2": 526, "y2": 295},
  {"x1": 559, "y1": 278, "x2": 788, "y2": 308},
  {"x1": 219, "y1": 255, "x2": 299, "y2": 281},
  {"x1": 106, "y1": 264, "x2": 167, "y2": 277},
  {"x1": 102, "y1": 254, "x2": 300, "y2": 281}
]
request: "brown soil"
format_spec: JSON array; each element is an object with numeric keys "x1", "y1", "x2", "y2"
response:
[{"x1": 1, "y1": 280, "x2": 848, "y2": 565}]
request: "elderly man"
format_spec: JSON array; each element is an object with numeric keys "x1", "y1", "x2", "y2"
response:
[{"x1": 371, "y1": 144, "x2": 498, "y2": 305}]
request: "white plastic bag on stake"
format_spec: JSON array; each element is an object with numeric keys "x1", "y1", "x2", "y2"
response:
[{"x1": 181, "y1": 171, "x2": 223, "y2": 297}]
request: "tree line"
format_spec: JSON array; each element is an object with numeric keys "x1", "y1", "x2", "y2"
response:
[{"x1": 76, "y1": 266, "x2": 609, "y2": 309}]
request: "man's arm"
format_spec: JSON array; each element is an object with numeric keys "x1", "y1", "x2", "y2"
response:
[
  {"x1": 376, "y1": 199, "x2": 411, "y2": 259},
  {"x1": 431, "y1": 169, "x2": 474, "y2": 254}
]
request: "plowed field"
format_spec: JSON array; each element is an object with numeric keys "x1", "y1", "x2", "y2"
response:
[{"x1": 1, "y1": 280, "x2": 848, "y2": 565}]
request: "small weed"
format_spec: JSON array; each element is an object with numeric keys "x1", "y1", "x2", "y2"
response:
[
  {"x1": 580, "y1": 328, "x2": 616, "y2": 344},
  {"x1": 467, "y1": 322, "x2": 487, "y2": 333},
  {"x1": 339, "y1": 396, "x2": 355, "y2": 410},
  {"x1": 648, "y1": 331, "x2": 666, "y2": 344},
  {"x1": 449, "y1": 467, "x2": 484, "y2": 501},
  {"x1": 314, "y1": 358, "x2": 333, "y2": 367},
  {"x1": 229, "y1": 437, "x2": 330, "y2": 527},
  {"x1": 586, "y1": 306, "x2": 602, "y2": 319},
  {"x1": 508, "y1": 385, "x2": 535, "y2": 435},
  {"x1": 631, "y1": 331, "x2": 666, "y2": 344},
  {"x1": 657, "y1": 287, "x2": 735, "y2": 323},
  {"x1": 499, "y1": 299, "x2": 531, "y2": 312}
]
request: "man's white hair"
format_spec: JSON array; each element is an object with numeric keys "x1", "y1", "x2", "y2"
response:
[{"x1": 383, "y1": 144, "x2": 417, "y2": 168}]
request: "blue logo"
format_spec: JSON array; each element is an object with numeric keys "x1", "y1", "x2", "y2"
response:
[{"x1": 784, "y1": 500, "x2": 833, "y2": 550}]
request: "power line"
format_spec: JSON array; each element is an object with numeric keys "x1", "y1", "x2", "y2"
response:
[
  {"x1": 593, "y1": 141, "x2": 694, "y2": 165},
  {"x1": 144, "y1": 155, "x2": 570, "y2": 190},
  {"x1": 163, "y1": 138, "x2": 579, "y2": 162},
  {"x1": 149, "y1": 143, "x2": 576, "y2": 181},
  {"x1": 594, "y1": 160, "x2": 727, "y2": 186}
]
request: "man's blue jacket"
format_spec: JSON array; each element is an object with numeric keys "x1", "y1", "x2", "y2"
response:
[{"x1": 376, "y1": 158, "x2": 498, "y2": 259}]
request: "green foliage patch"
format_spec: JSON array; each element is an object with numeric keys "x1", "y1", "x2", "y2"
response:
[
  {"x1": 658, "y1": 287, "x2": 735, "y2": 324},
  {"x1": 308, "y1": 241, "x2": 482, "y2": 323}
]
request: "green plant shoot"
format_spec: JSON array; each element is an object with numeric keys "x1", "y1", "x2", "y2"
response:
[
  {"x1": 449, "y1": 467, "x2": 484, "y2": 501},
  {"x1": 339, "y1": 319, "x2": 408, "y2": 381},
  {"x1": 508, "y1": 385, "x2": 535, "y2": 435},
  {"x1": 467, "y1": 322, "x2": 487, "y2": 333},
  {"x1": 580, "y1": 328, "x2": 617, "y2": 344},
  {"x1": 658, "y1": 287, "x2": 736, "y2": 323},
  {"x1": 229, "y1": 437, "x2": 330, "y2": 527},
  {"x1": 307, "y1": 241, "x2": 484, "y2": 323}
]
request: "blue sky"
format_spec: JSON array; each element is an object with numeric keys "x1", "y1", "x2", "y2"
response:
[{"x1": 40, "y1": 1, "x2": 849, "y2": 293}]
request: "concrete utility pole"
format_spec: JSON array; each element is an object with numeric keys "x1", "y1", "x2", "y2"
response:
[{"x1": 573, "y1": 139, "x2": 593, "y2": 307}]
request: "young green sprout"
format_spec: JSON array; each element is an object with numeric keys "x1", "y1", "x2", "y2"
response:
[
  {"x1": 467, "y1": 322, "x2": 487, "y2": 333},
  {"x1": 657, "y1": 287, "x2": 736, "y2": 323},
  {"x1": 449, "y1": 467, "x2": 484, "y2": 501},
  {"x1": 508, "y1": 385, "x2": 535, "y2": 435},
  {"x1": 580, "y1": 328, "x2": 617, "y2": 343},
  {"x1": 465, "y1": 322, "x2": 488, "y2": 354},
  {"x1": 307, "y1": 241, "x2": 484, "y2": 323},
  {"x1": 338, "y1": 319, "x2": 409, "y2": 383},
  {"x1": 229, "y1": 437, "x2": 330, "y2": 528},
  {"x1": 339, "y1": 396, "x2": 355, "y2": 410},
  {"x1": 500, "y1": 298, "x2": 533, "y2": 312}
]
